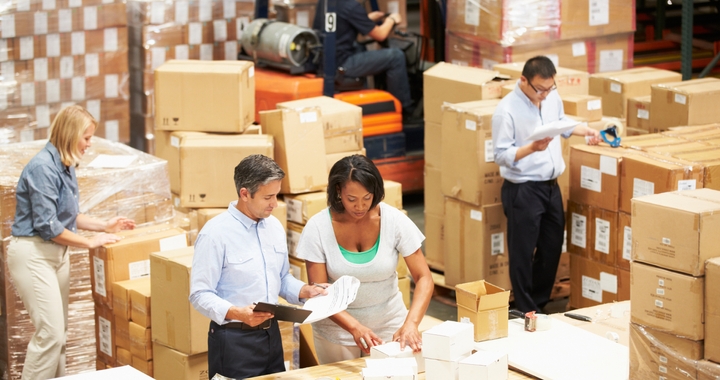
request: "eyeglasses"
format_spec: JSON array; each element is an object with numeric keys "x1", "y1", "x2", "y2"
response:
[{"x1": 526, "y1": 78, "x2": 557, "y2": 95}]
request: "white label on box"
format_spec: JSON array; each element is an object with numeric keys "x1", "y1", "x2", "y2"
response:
[
  {"x1": 46, "y1": 79, "x2": 60, "y2": 102},
  {"x1": 633, "y1": 178, "x2": 654, "y2": 198},
  {"x1": 581, "y1": 275, "x2": 602, "y2": 303},
  {"x1": 464, "y1": 119, "x2": 476, "y2": 131},
  {"x1": 72, "y1": 31, "x2": 85, "y2": 55},
  {"x1": 175, "y1": 44, "x2": 189, "y2": 60},
  {"x1": 580, "y1": 165, "x2": 602, "y2": 192},
  {"x1": 69, "y1": 0, "x2": 81, "y2": 7},
  {"x1": 562, "y1": 229, "x2": 567, "y2": 253},
  {"x1": 0, "y1": 86, "x2": 6, "y2": 110},
  {"x1": 481, "y1": 58, "x2": 498, "y2": 70},
  {"x1": 34, "y1": 12, "x2": 48, "y2": 35},
  {"x1": 464, "y1": 0, "x2": 480, "y2": 26},
  {"x1": 34, "y1": 58, "x2": 48, "y2": 81},
  {"x1": 297, "y1": 10, "x2": 310, "y2": 27},
  {"x1": 547, "y1": 54, "x2": 559, "y2": 68},
  {"x1": 655, "y1": 299, "x2": 663, "y2": 308},
  {"x1": 214, "y1": 20, "x2": 227, "y2": 42},
  {"x1": 589, "y1": 0, "x2": 609, "y2": 26},
  {"x1": 60, "y1": 56, "x2": 73, "y2": 78},
  {"x1": 599, "y1": 49, "x2": 623, "y2": 72},
  {"x1": 661, "y1": 237, "x2": 671, "y2": 245},
  {"x1": 677, "y1": 179, "x2": 696, "y2": 191},
  {"x1": 159, "y1": 234, "x2": 188, "y2": 251},
  {"x1": 85, "y1": 53, "x2": 99, "y2": 76},
  {"x1": 43, "y1": 0, "x2": 56, "y2": 9},
  {"x1": 278, "y1": 34, "x2": 289, "y2": 58},
  {"x1": 622, "y1": 226, "x2": 632, "y2": 261},
  {"x1": 20, "y1": 36, "x2": 34, "y2": 60},
  {"x1": 287, "y1": 229, "x2": 301, "y2": 256},
  {"x1": 387, "y1": 0, "x2": 400, "y2": 14},
  {"x1": 248, "y1": 66, "x2": 254, "y2": 77},
  {"x1": 599, "y1": 155, "x2": 617, "y2": 176},
  {"x1": 659, "y1": 356, "x2": 668, "y2": 364},
  {"x1": 1, "y1": 61, "x2": 13, "y2": 80},
  {"x1": 170, "y1": 135, "x2": 180, "y2": 148},
  {"x1": 571, "y1": 213, "x2": 587, "y2": 249},
  {"x1": 674, "y1": 93, "x2": 687, "y2": 105},
  {"x1": 470, "y1": 209, "x2": 482, "y2": 221},
  {"x1": 610, "y1": 82, "x2": 622, "y2": 93},
  {"x1": 175, "y1": 1, "x2": 189, "y2": 24},
  {"x1": 637, "y1": 108, "x2": 649, "y2": 120},
  {"x1": 223, "y1": 0, "x2": 236, "y2": 19},
  {"x1": 20, "y1": 129, "x2": 34, "y2": 141},
  {"x1": 104, "y1": 120, "x2": 118, "y2": 142},
  {"x1": 151, "y1": 2, "x2": 165, "y2": 24},
  {"x1": 572, "y1": 42, "x2": 587, "y2": 57},
  {"x1": 200, "y1": 0, "x2": 212, "y2": 21},
  {"x1": 451, "y1": 60, "x2": 468, "y2": 66},
  {"x1": 484, "y1": 140, "x2": 494, "y2": 163},
  {"x1": 151, "y1": 47, "x2": 166, "y2": 70},
  {"x1": 286, "y1": 199, "x2": 302, "y2": 224},
  {"x1": 2, "y1": 14, "x2": 15, "y2": 38},
  {"x1": 47, "y1": 33, "x2": 60, "y2": 56},
  {"x1": 0, "y1": 39, "x2": 7, "y2": 62},
  {"x1": 300, "y1": 111, "x2": 318, "y2": 123},
  {"x1": 98, "y1": 316, "x2": 112, "y2": 356},
  {"x1": 59, "y1": 9, "x2": 72, "y2": 32},
  {"x1": 105, "y1": 74, "x2": 118, "y2": 98},
  {"x1": 236, "y1": 17, "x2": 249, "y2": 39},
  {"x1": 71, "y1": 76, "x2": 85, "y2": 100},
  {"x1": 104, "y1": 28, "x2": 118, "y2": 52},
  {"x1": 491, "y1": 232, "x2": 504, "y2": 255},
  {"x1": 656, "y1": 288, "x2": 665, "y2": 296},
  {"x1": 189, "y1": 22, "x2": 202, "y2": 45},
  {"x1": 594, "y1": 218, "x2": 610, "y2": 254},
  {"x1": 658, "y1": 279, "x2": 665, "y2": 287},
  {"x1": 84, "y1": 6, "x2": 97, "y2": 30},
  {"x1": 600, "y1": 272, "x2": 616, "y2": 294},
  {"x1": 21, "y1": 82, "x2": 34, "y2": 105},
  {"x1": 93, "y1": 256, "x2": 107, "y2": 297},
  {"x1": 224, "y1": 41, "x2": 237, "y2": 61},
  {"x1": 659, "y1": 366, "x2": 667, "y2": 374},
  {"x1": 18, "y1": 0, "x2": 30, "y2": 11},
  {"x1": 128, "y1": 260, "x2": 150, "y2": 279},
  {"x1": 36, "y1": 104, "x2": 50, "y2": 127},
  {"x1": 587, "y1": 99, "x2": 601, "y2": 111},
  {"x1": 86, "y1": 99, "x2": 100, "y2": 120},
  {"x1": 200, "y1": 44, "x2": 212, "y2": 60}
]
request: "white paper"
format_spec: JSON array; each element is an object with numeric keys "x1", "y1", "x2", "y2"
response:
[
  {"x1": 72, "y1": 31, "x2": 85, "y2": 55},
  {"x1": 594, "y1": 218, "x2": 610, "y2": 254},
  {"x1": 302, "y1": 275, "x2": 360, "y2": 324},
  {"x1": 224, "y1": 41, "x2": 237, "y2": 61},
  {"x1": 1, "y1": 61, "x2": 13, "y2": 81},
  {"x1": 464, "y1": 0, "x2": 480, "y2": 26},
  {"x1": 105, "y1": 74, "x2": 118, "y2": 98},
  {"x1": 637, "y1": 108, "x2": 649, "y2": 120},
  {"x1": 0, "y1": 39, "x2": 7, "y2": 62},
  {"x1": 46, "y1": 33, "x2": 60, "y2": 56},
  {"x1": 580, "y1": 165, "x2": 601, "y2": 192},
  {"x1": 104, "y1": 120, "x2": 119, "y2": 142},
  {"x1": 677, "y1": 179, "x2": 696, "y2": 191},
  {"x1": 86, "y1": 99, "x2": 100, "y2": 120},
  {"x1": 60, "y1": 56, "x2": 74, "y2": 78},
  {"x1": 98, "y1": 316, "x2": 112, "y2": 356},
  {"x1": 189, "y1": 22, "x2": 202, "y2": 45},
  {"x1": 589, "y1": 0, "x2": 609, "y2": 26},
  {"x1": 599, "y1": 155, "x2": 617, "y2": 176},
  {"x1": 199, "y1": 0, "x2": 212, "y2": 22},
  {"x1": 20, "y1": 36, "x2": 33, "y2": 60},
  {"x1": 43, "y1": 0, "x2": 56, "y2": 10},
  {"x1": 599, "y1": 49, "x2": 623, "y2": 72},
  {"x1": 175, "y1": 45, "x2": 189, "y2": 60},
  {"x1": 71, "y1": 77, "x2": 85, "y2": 100},
  {"x1": 581, "y1": 275, "x2": 602, "y2": 303},
  {"x1": 128, "y1": 260, "x2": 150, "y2": 279},
  {"x1": 159, "y1": 234, "x2": 188, "y2": 251},
  {"x1": 18, "y1": 0, "x2": 30, "y2": 11},
  {"x1": 21, "y1": 82, "x2": 35, "y2": 105},
  {"x1": 633, "y1": 178, "x2": 654, "y2": 198},
  {"x1": 587, "y1": 99, "x2": 601, "y2": 111},
  {"x1": 600, "y1": 272, "x2": 617, "y2": 294},
  {"x1": 610, "y1": 83, "x2": 621, "y2": 93},
  {"x1": 46, "y1": 79, "x2": 60, "y2": 102},
  {"x1": 104, "y1": 28, "x2": 118, "y2": 51},
  {"x1": 69, "y1": 0, "x2": 81, "y2": 7},
  {"x1": 286, "y1": 199, "x2": 302, "y2": 224},
  {"x1": 34, "y1": 12, "x2": 48, "y2": 35},
  {"x1": 491, "y1": 232, "x2": 504, "y2": 255},
  {"x1": 175, "y1": 1, "x2": 189, "y2": 24},
  {"x1": 20, "y1": 129, "x2": 34, "y2": 141},
  {"x1": 224, "y1": 0, "x2": 236, "y2": 19},
  {"x1": 297, "y1": 11, "x2": 310, "y2": 27},
  {"x1": 213, "y1": 20, "x2": 227, "y2": 42},
  {"x1": 484, "y1": 140, "x2": 494, "y2": 163},
  {"x1": 527, "y1": 119, "x2": 579, "y2": 141},
  {"x1": 36, "y1": 104, "x2": 50, "y2": 127},
  {"x1": 200, "y1": 44, "x2": 212, "y2": 60},
  {"x1": 84, "y1": 53, "x2": 98, "y2": 76},
  {"x1": 674, "y1": 93, "x2": 687, "y2": 105},
  {"x1": 84, "y1": 6, "x2": 97, "y2": 30},
  {"x1": 93, "y1": 256, "x2": 107, "y2": 297},
  {"x1": 59, "y1": 9, "x2": 72, "y2": 32},
  {"x1": 151, "y1": 2, "x2": 165, "y2": 24},
  {"x1": 622, "y1": 226, "x2": 632, "y2": 261},
  {"x1": 2, "y1": 14, "x2": 15, "y2": 38},
  {"x1": 33, "y1": 58, "x2": 48, "y2": 81},
  {"x1": 572, "y1": 42, "x2": 586, "y2": 57},
  {"x1": 151, "y1": 47, "x2": 166, "y2": 70},
  {"x1": 571, "y1": 213, "x2": 586, "y2": 249},
  {"x1": 88, "y1": 154, "x2": 138, "y2": 168},
  {"x1": 470, "y1": 209, "x2": 482, "y2": 221}
]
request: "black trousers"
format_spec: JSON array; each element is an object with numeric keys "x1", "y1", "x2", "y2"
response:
[
  {"x1": 501, "y1": 180, "x2": 564, "y2": 313},
  {"x1": 208, "y1": 320, "x2": 285, "y2": 379}
]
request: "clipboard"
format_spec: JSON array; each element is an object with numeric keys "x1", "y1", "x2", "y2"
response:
[{"x1": 253, "y1": 302, "x2": 312, "y2": 324}]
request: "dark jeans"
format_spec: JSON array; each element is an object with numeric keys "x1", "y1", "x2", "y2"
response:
[
  {"x1": 207, "y1": 320, "x2": 285, "y2": 379},
  {"x1": 340, "y1": 47, "x2": 412, "y2": 111},
  {"x1": 501, "y1": 180, "x2": 564, "y2": 313}
]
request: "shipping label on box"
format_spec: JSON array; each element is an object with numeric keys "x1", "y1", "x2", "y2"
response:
[
  {"x1": 455, "y1": 280, "x2": 509, "y2": 342},
  {"x1": 284, "y1": 191, "x2": 327, "y2": 225},
  {"x1": 589, "y1": 67, "x2": 681, "y2": 118},
  {"x1": 650, "y1": 78, "x2": 720, "y2": 131},
  {"x1": 569, "y1": 253, "x2": 617, "y2": 309},
  {"x1": 569, "y1": 145, "x2": 630, "y2": 212},
  {"x1": 629, "y1": 323, "x2": 701, "y2": 380}
]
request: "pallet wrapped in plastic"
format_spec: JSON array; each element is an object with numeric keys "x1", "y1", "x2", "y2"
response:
[{"x1": 0, "y1": 136, "x2": 173, "y2": 378}]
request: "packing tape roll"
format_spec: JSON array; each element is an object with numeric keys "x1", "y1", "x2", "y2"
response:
[
  {"x1": 536, "y1": 314, "x2": 552, "y2": 331},
  {"x1": 606, "y1": 331, "x2": 620, "y2": 343},
  {"x1": 602, "y1": 117, "x2": 625, "y2": 137}
]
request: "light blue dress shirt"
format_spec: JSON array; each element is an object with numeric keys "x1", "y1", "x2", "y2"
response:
[
  {"x1": 492, "y1": 81, "x2": 575, "y2": 183},
  {"x1": 189, "y1": 201, "x2": 305, "y2": 325}
]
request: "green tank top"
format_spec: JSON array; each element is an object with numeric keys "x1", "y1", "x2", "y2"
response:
[{"x1": 330, "y1": 209, "x2": 380, "y2": 264}]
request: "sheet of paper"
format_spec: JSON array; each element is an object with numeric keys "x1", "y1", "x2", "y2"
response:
[
  {"x1": 302, "y1": 275, "x2": 360, "y2": 324},
  {"x1": 87, "y1": 154, "x2": 137, "y2": 168},
  {"x1": 526, "y1": 119, "x2": 579, "y2": 141}
]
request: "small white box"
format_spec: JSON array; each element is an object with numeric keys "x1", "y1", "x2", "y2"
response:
[
  {"x1": 422, "y1": 321, "x2": 475, "y2": 361},
  {"x1": 365, "y1": 357, "x2": 418, "y2": 375},
  {"x1": 361, "y1": 366, "x2": 415, "y2": 380},
  {"x1": 371, "y1": 341, "x2": 425, "y2": 372},
  {"x1": 459, "y1": 350, "x2": 508, "y2": 380},
  {"x1": 425, "y1": 354, "x2": 471, "y2": 380}
]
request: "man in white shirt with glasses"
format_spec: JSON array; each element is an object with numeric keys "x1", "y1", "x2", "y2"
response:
[{"x1": 492, "y1": 56, "x2": 601, "y2": 313}]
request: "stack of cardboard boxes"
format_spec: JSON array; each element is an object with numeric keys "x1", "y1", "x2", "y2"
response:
[{"x1": 444, "y1": 0, "x2": 635, "y2": 74}]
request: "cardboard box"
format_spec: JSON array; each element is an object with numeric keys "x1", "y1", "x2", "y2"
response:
[
  {"x1": 617, "y1": 268, "x2": 630, "y2": 302},
  {"x1": 492, "y1": 63, "x2": 589, "y2": 96},
  {"x1": 589, "y1": 67, "x2": 682, "y2": 118},
  {"x1": 455, "y1": 281, "x2": 510, "y2": 342},
  {"x1": 371, "y1": 342, "x2": 425, "y2": 373},
  {"x1": 706, "y1": 257, "x2": 720, "y2": 362},
  {"x1": 443, "y1": 199, "x2": 510, "y2": 289},
  {"x1": 620, "y1": 134, "x2": 685, "y2": 150},
  {"x1": 129, "y1": 321, "x2": 152, "y2": 360},
  {"x1": 673, "y1": 150, "x2": 720, "y2": 192},
  {"x1": 569, "y1": 145, "x2": 631, "y2": 212},
  {"x1": 630, "y1": 261, "x2": 704, "y2": 340},
  {"x1": 561, "y1": 94, "x2": 602, "y2": 121},
  {"x1": 261, "y1": 107, "x2": 328, "y2": 194},
  {"x1": 115, "y1": 314, "x2": 130, "y2": 351},
  {"x1": 90, "y1": 227, "x2": 188, "y2": 308},
  {"x1": 631, "y1": 189, "x2": 720, "y2": 276},
  {"x1": 425, "y1": 356, "x2": 468, "y2": 380},
  {"x1": 643, "y1": 141, "x2": 715, "y2": 156},
  {"x1": 325, "y1": 148, "x2": 366, "y2": 173},
  {"x1": 650, "y1": 78, "x2": 720, "y2": 131},
  {"x1": 275, "y1": 2, "x2": 316, "y2": 28},
  {"x1": 95, "y1": 304, "x2": 116, "y2": 366},
  {"x1": 440, "y1": 99, "x2": 503, "y2": 206},
  {"x1": 662, "y1": 124, "x2": 720, "y2": 140},
  {"x1": 567, "y1": 200, "x2": 591, "y2": 258},
  {"x1": 626, "y1": 95, "x2": 651, "y2": 131},
  {"x1": 616, "y1": 212, "x2": 632, "y2": 271},
  {"x1": 286, "y1": 221, "x2": 304, "y2": 256},
  {"x1": 458, "y1": 351, "x2": 508, "y2": 380},
  {"x1": 153, "y1": 342, "x2": 208, "y2": 380},
  {"x1": 276, "y1": 96, "x2": 363, "y2": 154},
  {"x1": 284, "y1": 191, "x2": 327, "y2": 225},
  {"x1": 383, "y1": 180, "x2": 403, "y2": 210},
  {"x1": 424, "y1": 121, "x2": 442, "y2": 168},
  {"x1": 399, "y1": 277, "x2": 410, "y2": 309},
  {"x1": 150, "y1": 247, "x2": 210, "y2": 355},
  {"x1": 196, "y1": 208, "x2": 225, "y2": 232},
  {"x1": 569, "y1": 253, "x2": 617, "y2": 309},
  {"x1": 155, "y1": 131, "x2": 274, "y2": 208},
  {"x1": 130, "y1": 280, "x2": 152, "y2": 328},
  {"x1": 620, "y1": 153, "x2": 704, "y2": 214},
  {"x1": 590, "y1": 206, "x2": 618, "y2": 267},
  {"x1": 112, "y1": 277, "x2": 150, "y2": 321},
  {"x1": 288, "y1": 255, "x2": 308, "y2": 283},
  {"x1": 131, "y1": 356, "x2": 153, "y2": 377},
  {"x1": 424, "y1": 211, "x2": 444, "y2": 271},
  {"x1": 421, "y1": 321, "x2": 475, "y2": 361},
  {"x1": 362, "y1": 366, "x2": 415, "y2": 380},
  {"x1": 423, "y1": 62, "x2": 507, "y2": 125},
  {"x1": 629, "y1": 323, "x2": 702, "y2": 380},
  {"x1": 116, "y1": 347, "x2": 132, "y2": 366},
  {"x1": 560, "y1": 0, "x2": 635, "y2": 40},
  {"x1": 424, "y1": 166, "x2": 443, "y2": 216},
  {"x1": 155, "y1": 60, "x2": 255, "y2": 132}
]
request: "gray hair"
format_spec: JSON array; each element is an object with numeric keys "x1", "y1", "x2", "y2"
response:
[{"x1": 233, "y1": 154, "x2": 285, "y2": 197}]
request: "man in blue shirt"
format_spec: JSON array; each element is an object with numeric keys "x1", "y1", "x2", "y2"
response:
[
  {"x1": 492, "y1": 56, "x2": 600, "y2": 313},
  {"x1": 189, "y1": 155, "x2": 327, "y2": 379}
]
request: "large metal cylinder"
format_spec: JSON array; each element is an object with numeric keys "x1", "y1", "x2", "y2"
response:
[{"x1": 241, "y1": 19, "x2": 318, "y2": 68}]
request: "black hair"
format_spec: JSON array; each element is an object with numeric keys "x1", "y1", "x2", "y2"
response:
[
  {"x1": 522, "y1": 56, "x2": 557, "y2": 81},
  {"x1": 327, "y1": 155, "x2": 384, "y2": 213},
  {"x1": 233, "y1": 154, "x2": 285, "y2": 197}
]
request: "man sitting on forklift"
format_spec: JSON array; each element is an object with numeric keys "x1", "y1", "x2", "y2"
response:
[{"x1": 313, "y1": 1, "x2": 415, "y2": 121}]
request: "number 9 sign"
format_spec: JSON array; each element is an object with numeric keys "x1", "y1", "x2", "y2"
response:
[{"x1": 325, "y1": 12, "x2": 337, "y2": 32}]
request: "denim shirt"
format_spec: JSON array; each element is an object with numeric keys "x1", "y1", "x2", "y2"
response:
[{"x1": 12, "y1": 142, "x2": 79, "y2": 240}]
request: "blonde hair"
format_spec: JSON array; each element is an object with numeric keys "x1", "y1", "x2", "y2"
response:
[{"x1": 48, "y1": 105, "x2": 97, "y2": 167}]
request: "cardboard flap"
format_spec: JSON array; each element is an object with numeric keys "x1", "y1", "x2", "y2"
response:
[{"x1": 455, "y1": 281, "x2": 509, "y2": 312}]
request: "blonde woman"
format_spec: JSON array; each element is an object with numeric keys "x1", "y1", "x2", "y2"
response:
[{"x1": 7, "y1": 105, "x2": 135, "y2": 378}]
